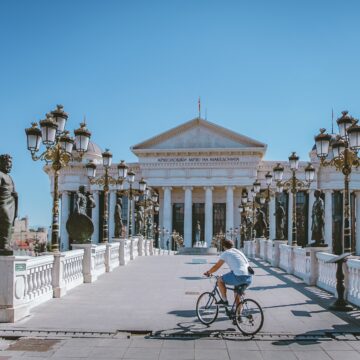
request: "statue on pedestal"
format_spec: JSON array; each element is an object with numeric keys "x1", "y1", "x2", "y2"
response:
[
  {"x1": 275, "y1": 201, "x2": 285, "y2": 240},
  {"x1": 311, "y1": 190, "x2": 326, "y2": 246},
  {"x1": 195, "y1": 220, "x2": 201, "y2": 243},
  {"x1": 114, "y1": 198, "x2": 123, "y2": 238},
  {"x1": 135, "y1": 206, "x2": 144, "y2": 235},
  {"x1": 66, "y1": 186, "x2": 95, "y2": 243},
  {"x1": 146, "y1": 213, "x2": 153, "y2": 239},
  {"x1": 254, "y1": 209, "x2": 267, "y2": 238},
  {"x1": 0, "y1": 154, "x2": 18, "y2": 255}
]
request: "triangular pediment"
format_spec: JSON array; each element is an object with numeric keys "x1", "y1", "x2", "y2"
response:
[{"x1": 131, "y1": 118, "x2": 266, "y2": 155}]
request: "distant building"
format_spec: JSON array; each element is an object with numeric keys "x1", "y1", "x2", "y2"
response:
[{"x1": 11, "y1": 216, "x2": 48, "y2": 252}]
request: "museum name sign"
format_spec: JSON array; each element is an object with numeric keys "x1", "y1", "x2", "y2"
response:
[{"x1": 157, "y1": 156, "x2": 240, "y2": 163}]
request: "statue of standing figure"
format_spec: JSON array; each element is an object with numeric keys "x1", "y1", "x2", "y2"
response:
[
  {"x1": 195, "y1": 220, "x2": 201, "y2": 243},
  {"x1": 135, "y1": 206, "x2": 144, "y2": 235},
  {"x1": 114, "y1": 197, "x2": 123, "y2": 238},
  {"x1": 146, "y1": 213, "x2": 153, "y2": 239},
  {"x1": 275, "y1": 201, "x2": 285, "y2": 240},
  {"x1": 254, "y1": 209, "x2": 267, "y2": 238},
  {"x1": 311, "y1": 190, "x2": 326, "y2": 246},
  {"x1": 0, "y1": 154, "x2": 18, "y2": 255},
  {"x1": 66, "y1": 186, "x2": 95, "y2": 243}
]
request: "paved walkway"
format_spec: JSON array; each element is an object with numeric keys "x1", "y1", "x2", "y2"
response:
[{"x1": 0, "y1": 255, "x2": 359, "y2": 359}]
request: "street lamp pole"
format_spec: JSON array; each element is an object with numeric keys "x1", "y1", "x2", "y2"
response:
[
  {"x1": 314, "y1": 110, "x2": 360, "y2": 311},
  {"x1": 273, "y1": 155, "x2": 315, "y2": 246},
  {"x1": 25, "y1": 105, "x2": 91, "y2": 252}
]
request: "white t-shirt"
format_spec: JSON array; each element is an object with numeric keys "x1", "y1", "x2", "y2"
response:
[{"x1": 220, "y1": 248, "x2": 249, "y2": 276}]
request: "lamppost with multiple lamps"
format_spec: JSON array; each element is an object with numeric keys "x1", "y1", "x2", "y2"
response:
[
  {"x1": 314, "y1": 110, "x2": 360, "y2": 311},
  {"x1": 273, "y1": 153, "x2": 315, "y2": 246},
  {"x1": 116, "y1": 161, "x2": 146, "y2": 237},
  {"x1": 86, "y1": 149, "x2": 125, "y2": 243},
  {"x1": 25, "y1": 105, "x2": 92, "y2": 252}
]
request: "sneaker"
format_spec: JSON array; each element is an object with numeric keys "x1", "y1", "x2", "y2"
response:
[{"x1": 215, "y1": 299, "x2": 229, "y2": 306}]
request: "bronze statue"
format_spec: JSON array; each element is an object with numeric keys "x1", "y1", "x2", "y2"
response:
[
  {"x1": 146, "y1": 213, "x2": 153, "y2": 239},
  {"x1": 275, "y1": 201, "x2": 285, "y2": 240},
  {"x1": 311, "y1": 190, "x2": 326, "y2": 246},
  {"x1": 254, "y1": 209, "x2": 267, "y2": 238},
  {"x1": 114, "y1": 197, "x2": 123, "y2": 238},
  {"x1": 195, "y1": 220, "x2": 201, "y2": 242},
  {"x1": 66, "y1": 186, "x2": 95, "y2": 243},
  {"x1": 0, "y1": 154, "x2": 18, "y2": 255},
  {"x1": 135, "y1": 206, "x2": 144, "y2": 235}
]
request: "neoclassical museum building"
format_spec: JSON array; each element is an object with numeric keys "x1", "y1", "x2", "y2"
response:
[{"x1": 47, "y1": 117, "x2": 360, "y2": 256}]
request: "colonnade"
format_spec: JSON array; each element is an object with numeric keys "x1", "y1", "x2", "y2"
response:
[{"x1": 58, "y1": 187, "x2": 360, "y2": 254}]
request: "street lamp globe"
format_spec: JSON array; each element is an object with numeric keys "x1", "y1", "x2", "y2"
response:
[
  {"x1": 127, "y1": 170, "x2": 135, "y2": 184},
  {"x1": 25, "y1": 123, "x2": 42, "y2": 153},
  {"x1": 151, "y1": 192, "x2": 158, "y2": 203},
  {"x1": 314, "y1": 129, "x2": 332, "y2": 159},
  {"x1": 305, "y1": 162, "x2": 316, "y2": 182},
  {"x1": 332, "y1": 138, "x2": 346, "y2": 159},
  {"x1": 102, "y1": 149, "x2": 113, "y2": 168},
  {"x1": 253, "y1": 180, "x2": 261, "y2": 194},
  {"x1": 265, "y1": 171, "x2": 273, "y2": 186},
  {"x1": 74, "y1": 122, "x2": 91, "y2": 153},
  {"x1": 273, "y1": 163, "x2": 284, "y2": 181},
  {"x1": 289, "y1": 152, "x2": 299, "y2": 170},
  {"x1": 39, "y1": 114, "x2": 57, "y2": 145},
  {"x1": 337, "y1": 110, "x2": 354, "y2": 138},
  {"x1": 259, "y1": 196, "x2": 266, "y2": 205},
  {"x1": 59, "y1": 132, "x2": 74, "y2": 154},
  {"x1": 117, "y1": 160, "x2": 128, "y2": 179},
  {"x1": 154, "y1": 203, "x2": 160, "y2": 212},
  {"x1": 85, "y1": 161, "x2": 97, "y2": 178},
  {"x1": 241, "y1": 191, "x2": 248, "y2": 205},
  {"x1": 347, "y1": 122, "x2": 360, "y2": 150},
  {"x1": 139, "y1": 178, "x2": 147, "y2": 192},
  {"x1": 276, "y1": 182, "x2": 284, "y2": 193},
  {"x1": 51, "y1": 104, "x2": 68, "y2": 134}
]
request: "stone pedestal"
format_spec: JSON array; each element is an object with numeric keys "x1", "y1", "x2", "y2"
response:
[
  {"x1": 304, "y1": 246, "x2": 330, "y2": 285},
  {"x1": 255, "y1": 238, "x2": 261, "y2": 258},
  {"x1": 137, "y1": 236, "x2": 145, "y2": 256},
  {"x1": 52, "y1": 252, "x2": 67, "y2": 298},
  {"x1": 0, "y1": 256, "x2": 30, "y2": 322},
  {"x1": 72, "y1": 244, "x2": 106, "y2": 283},
  {"x1": 130, "y1": 238, "x2": 139, "y2": 260},
  {"x1": 114, "y1": 239, "x2": 131, "y2": 265},
  {"x1": 271, "y1": 240, "x2": 288, "y2": 267},
  {"x1": 244, "y1": 240, "x2": 256, "y2": 258},
  {"x1": 105, "y1": 242, "x2": 120, "y2": 272}
]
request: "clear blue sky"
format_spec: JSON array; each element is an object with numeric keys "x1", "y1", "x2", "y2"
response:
[{"x1": 1, "y1": 0, "x2": 360, "y2": 226}]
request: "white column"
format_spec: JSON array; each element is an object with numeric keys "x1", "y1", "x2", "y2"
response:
[
  {"x1": 269, "y1": 196, "x2": 276, "y2": 240},
  {"x1": 356, "y1": 191, "x2": 360, "y2": 256},
  {"x1": 307, "y1": 189, "x2": 315, "y2": 244},
  {"x1": 184, "y1": 187, "x2": 193, "y2": 247},
  {"x1": 163, "y1": 187, "x2": 172, "y2": 236},
  {"x1": 60, "y1": 191, "x2": 70, "y2": 251},
  {"x1": 204, "y1": 186, "x2": 213, "y2": 247},
  {"x1": 287, "y1": 192, "x2": 293, "y2": 245},
  {"x1": 108, "y1": 191, "x2": 117, "y2": 241},
  {"x1": 226, "y1": 186, "x2": 234, "y2": 232},
  {"x1": 92, "y1": 191, "x2": 100, "y2": 244},
  {"x1": 324, "y1": 190, "x2": 333, "y2": 249}
]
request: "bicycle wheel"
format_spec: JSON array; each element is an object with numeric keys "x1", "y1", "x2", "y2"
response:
[
  {"x1": 234, "y1": 298, "x2": 264, "y2": 335},
  {"x1": 196, "y1": 292, "x2": 219, "y2": 325}
]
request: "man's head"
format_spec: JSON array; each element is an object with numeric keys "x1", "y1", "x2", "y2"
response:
[
  {"x1": 0, "y1": 154, "x2": 12, "y2": 174},
  {"x1": 79, "y1": 185, "x2": 86, "y2": 194},
  {"x1": 314, "y1": 189, "x2": 322, "y2": 198},
  {"x1": 221, "y1": 238, "x2": 234, "y2": 250}
]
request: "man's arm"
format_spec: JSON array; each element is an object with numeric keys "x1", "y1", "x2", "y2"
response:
[{"x1": 204, "y1": 259, "x2": 225, "y2": 277}]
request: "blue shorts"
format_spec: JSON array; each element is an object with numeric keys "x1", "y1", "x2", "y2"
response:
[{"x1": 221, "y1": 272, "x2": 252, "y2": 286}]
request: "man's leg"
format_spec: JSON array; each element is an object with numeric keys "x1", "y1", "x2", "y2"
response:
[{"x1": 217, "y1": 277, "x2": 227, "y2": 301}]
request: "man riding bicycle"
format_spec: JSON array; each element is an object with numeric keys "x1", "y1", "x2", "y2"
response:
[{"x1": 204, "y1": 238, "x2": 252, "y2": 308}]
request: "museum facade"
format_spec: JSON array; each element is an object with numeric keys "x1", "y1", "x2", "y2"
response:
[{"x1": 47, "y1": 117, "x2": 360, "y2": 255}]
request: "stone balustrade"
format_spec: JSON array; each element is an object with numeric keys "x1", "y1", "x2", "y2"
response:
[
  {"x1": 293, "y1": 247, "x2": 308, "y2": 280},
  {"x1": 279, "y1": 244, "x2": 293, "y2": 273},
  {"x1": 53, "y1": 249, "x2": 84, "y2": 298},
  {"x1": 259, "y1": 239, "x2": 267, "y2": 260},
  {"x1": 105, "y1": 243, "x2": 120, "y2": 272},
  {"x1": 131, "y1": 237, "x2": 139, "y2": 260},
  {"x1": 316, "y1": 252, "x2": 337, "y2": 295},
  {"x1": 347, "y1": 258, "x2": 360, "y2": 307}
]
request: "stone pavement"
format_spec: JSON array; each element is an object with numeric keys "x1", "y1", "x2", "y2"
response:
[{"x1": 0, "y1": 255, "x2": 359, "y2": 359}]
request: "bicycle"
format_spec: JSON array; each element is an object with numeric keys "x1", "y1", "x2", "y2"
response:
[{"x1": 196, "y1": 275, "x2": 264, "y2": 335}]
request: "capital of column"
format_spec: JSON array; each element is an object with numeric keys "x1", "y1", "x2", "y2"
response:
[
  {"x1": 183, "y1": 186, "x2": 193, "y2": 191},
  {"x1": 162, "y1": 186, "x2": 172, "y2": 191},
  {"x1": 60, "y1": 190, "x2": 70, "y2": 196},
  {"x1": 225, "y1": 186, "x2": 235, "y2": 191},
  {"x1": 203, "y1": 186, "x2": 214, "y2": 191}
]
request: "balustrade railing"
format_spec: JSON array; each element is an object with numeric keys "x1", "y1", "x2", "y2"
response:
[
  {"x1": 316, "y1": 252, "x2": 337, "y2": 295},
  {"x1": 293, "y1": 248, "x2": 308, "y2": 280},
  {"x1": 347, "y1": 258, "x2": 360, "y2": 307}
]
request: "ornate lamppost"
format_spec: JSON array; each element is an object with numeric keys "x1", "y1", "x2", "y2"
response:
[
  {"x1": 259, "y1": 172, "x2": 274, "y2": 239},
  {"x1": 314, "y1": 110, "x2": 360, "y2": 311},
  {"x1": 25, "y1": 105, "x2": 91, "y2": 252},
  {"x1": 137, "y1": 186, "x2": 159, "y2": 239},
  {"x1": 116, "y1": 161, "x2": 147, "y2": 237},
  {"x1": 86, "y1": 149, "x2": 124, "y2": 243},
  {"x1": 273, "y1": 154, "x2": 315, "y2": 246}
]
